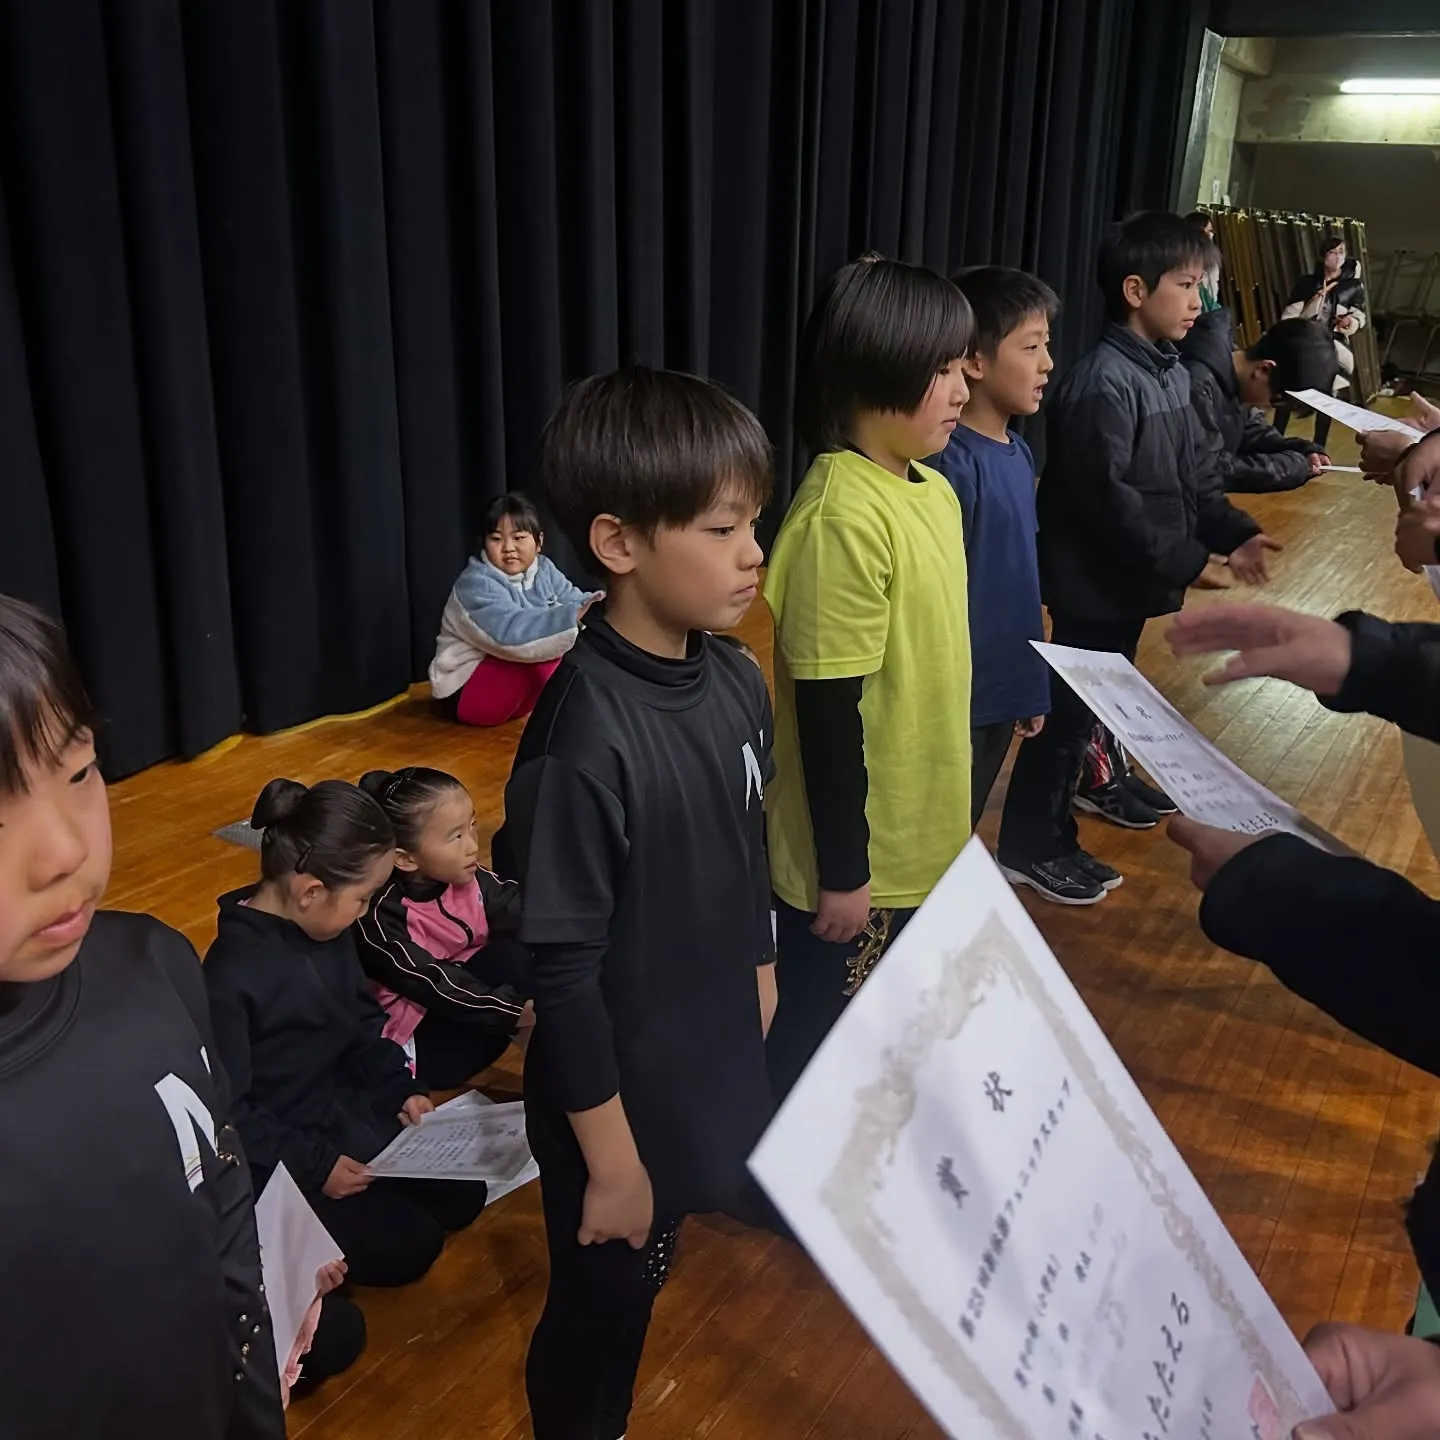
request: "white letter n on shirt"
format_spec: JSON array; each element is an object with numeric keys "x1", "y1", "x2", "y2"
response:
[{"x1": 154, "y1": 1070, "x2": 218, "y2": 1193}]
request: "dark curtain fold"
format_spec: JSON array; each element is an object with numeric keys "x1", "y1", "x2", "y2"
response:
[{"x1": 0, "y1": 0, "x2": 1195, "y2": 778}]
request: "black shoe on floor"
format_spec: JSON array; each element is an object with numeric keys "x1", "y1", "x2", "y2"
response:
[
  {"x1": 1122, "y1": 771, "x2": 1177, "y2": 816},
  {"x1": 998, "y1": 856, "x2": 1106, "y2": 906},
  {"x1": 1073, "y1": 781, "x2": 1160, "y2": 830},
  {"x1": 1072, "y1": 849, "x2": 1123, "y2": 891}
]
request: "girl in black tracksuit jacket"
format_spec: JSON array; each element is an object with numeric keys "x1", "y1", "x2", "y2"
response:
[
  {"x1": 204, "y1": 778, "x2": 489, "y2": 1292},
  {"x1": 0, "y1": 594, "x2": 284, "y2": 1440}
]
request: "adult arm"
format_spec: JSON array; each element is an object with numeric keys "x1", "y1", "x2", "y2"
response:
[{"x1": 1199, "y1": 833, "x2": 1440, "y2": 1078}]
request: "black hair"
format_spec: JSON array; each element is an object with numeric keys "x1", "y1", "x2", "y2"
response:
[
  {"x1": 536, "y1": 365, "x2": 773, "y2": 566},
  {"x1": 476, "y1": 492, "x2": 543, "y2": 557},
  {"x1": 1185, "y1": 210, "x2": 1213, "y2": 228},
  {"x1": 0, "y1": 595, "x2": 96, "y2": 797},
  {"x1": 1320, "y1": 233, "x2": 1346, "y2": 258},
  {"x1": 951, "y1": 266, "x2": 1059, "y2": 358},
  {"x1": 796, "y1": 254, "x2": 975, "y2": 453},
  {"x1": 359, "y1": 767, "x2": 467, "y2": 853},
  {"x1": 1097, "y1": 212, "x2": 1210, "y2": 320},
  {"x1": 250, "y1": 778, "x2": 394, "y2": 887},
  {"x1": 1245, "y1": 318, "x2": 1340, "y2": 399}
]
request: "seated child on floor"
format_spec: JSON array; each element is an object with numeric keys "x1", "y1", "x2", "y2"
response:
[
  {"x1": 204, "y1": 778, "x2": 489, "y2": 1293},
  {"x1": 429, "y1": 492, "x2": 604, "y2": 727},
  {"x1": 356, "y1": 766, "x2": 532, "y2": 1088}
]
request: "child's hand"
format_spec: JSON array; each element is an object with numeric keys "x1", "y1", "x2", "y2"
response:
[
  {"x1": 578, "y1": 1161, "x2": 654, "y2": 1249},
  {"x1": 1014, "y1": 715, "x2": 1045, "y2": 739},
  {"x1": 398, "y1": 1095, "x2": 434, "y2": 1126},
  {"x1": 1359, "y1": 429, "x2": 1413, "y2": 481},
  {"x1": 578, "y1": 592, "x2": 605, "y2": 623},
  {"x1": 322, "y1": 1155, "x2": 373, "y2": 1199},
  {"x1": 516, "y1": 998, "x2": 536, "y2": 1029},
  {"x1": 1308, "y1": 452, "x2": 1330, "y2": 475},
  {"x1": 812, "y1": 884, "x2": 871, "y2": 945},
  {"x1": 316, "y1": 1259, "x2": 347, "y2": 1295},
  {"x1": 1227, "y1": 533, "x2": 1282, "y2": 585}
]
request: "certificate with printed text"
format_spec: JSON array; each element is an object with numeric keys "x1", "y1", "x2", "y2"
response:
[
  {"x1": 750, "y1": 841, "x2": 1334, "y2": 1440},
  {"x1": 1033, "y1": 643, "x2": 1349, "y2": 855}
]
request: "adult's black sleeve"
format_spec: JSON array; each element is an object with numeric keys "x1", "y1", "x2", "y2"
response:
[
  {"x1": 1199, "y1": 832, "x2": 1440, "y2": 1079},
  {"x1": 793, "y1": 676, "x2": 870, "y2": 893},
  {"x1": 503, "y1": 756, "x2": 628, "y2": 1112},
  {"x1": 1324, "y1": 612, "x2": 1440, "y2": 744}
]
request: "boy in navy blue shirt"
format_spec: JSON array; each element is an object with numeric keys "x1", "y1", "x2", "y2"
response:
[{"x1": 934, "y1": 268, "x2": 1123, "y2": 900}]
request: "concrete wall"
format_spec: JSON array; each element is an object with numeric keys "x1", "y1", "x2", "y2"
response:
[
  {"x1": 1239, "y1": 35, "x2": 1440, "y2": 146},
  {"x1": 1195, "y1": 36, "x2": 1277, "y2": 205},
  {"x1": 1248, "y1": 142, "x2": 1440, "y2": 259}
]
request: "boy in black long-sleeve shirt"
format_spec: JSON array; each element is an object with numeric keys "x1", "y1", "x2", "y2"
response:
[{"x1": 495, "y1": 367, "x2": 776, "y2": 1440}]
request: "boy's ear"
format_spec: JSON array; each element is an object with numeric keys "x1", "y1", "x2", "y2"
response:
[
  {"x1": 393, "y1": 847, "x2": 421, "y2": 874},
  {"x1": 588, "y1": 514, "x2": 639, "y2": 577},
  {"x1": 961, "y1": 351, "x2": 987, "y2": 383},
  {"x1": 1121, "y1": 274, "x2": 1148, "y2": 312}
]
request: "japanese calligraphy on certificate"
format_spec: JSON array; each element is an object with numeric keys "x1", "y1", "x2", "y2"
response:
[
  {"x1": 1033, "y1": 643, "x2": 1349, "y2": 855},
  {"x1": 750, "y1": 841, "x2": 1334, "y2": 1440}
]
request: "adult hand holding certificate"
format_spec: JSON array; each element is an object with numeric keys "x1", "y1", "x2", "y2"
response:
[
  {"x1": 749, "y1": 842, "x2": 1334, "y2": 1440},
  {"x1": 1032, "y1": 642, "x2": 1349, "y2": 855}
]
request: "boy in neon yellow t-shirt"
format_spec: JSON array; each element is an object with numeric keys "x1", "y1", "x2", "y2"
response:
[{"x1": 765, "y1": 254, "x2": 974, "y2": 1101}]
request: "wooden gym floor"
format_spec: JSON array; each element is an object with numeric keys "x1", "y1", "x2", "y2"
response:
[{"x1": 106, "y1": 422, "x2": 1440, "y2": 1438}]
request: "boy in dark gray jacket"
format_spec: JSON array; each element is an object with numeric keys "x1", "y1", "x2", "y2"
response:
[{"x1": 998, "y1": 212, "x2": 1275, "y2": 904}]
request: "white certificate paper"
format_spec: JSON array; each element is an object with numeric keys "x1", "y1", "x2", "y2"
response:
[
  {"x1": 254, "y1": 1163, "x2": 343, "y2": 1381},
  {"x1": 750, "y1": 842, "x2": 1333, "y2": 1440},
  {"x1": 1285, "y1": 388, "x2": 1424, "y2": 441},
  {"x1": 367, "y1": 1098, "x2": 535, "y2": 1187},
  {"x1": 1033, "y1": 643, "x2": 1349, "y2": 855}
]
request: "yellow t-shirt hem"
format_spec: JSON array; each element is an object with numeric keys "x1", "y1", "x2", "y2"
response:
[
  {"x1": 772, "y1": 879, "x2": 936, "y2": 914},
  {"x1": 781, "y1": 655, "x2": 884, "y2": 681}
]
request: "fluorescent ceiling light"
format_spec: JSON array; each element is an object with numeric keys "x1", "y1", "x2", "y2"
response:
[{"x1": 1340, "y1": 78, "x2": 1440, "y2": 95}]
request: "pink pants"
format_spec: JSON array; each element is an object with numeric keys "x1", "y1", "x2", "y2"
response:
[{"x1": 455, "y1": 656, "x2": 560, "y2": 727}]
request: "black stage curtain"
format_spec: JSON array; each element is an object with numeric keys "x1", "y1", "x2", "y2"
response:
[{"x1": 0, "y1": 0, "x2": 1193, "y2": 778}]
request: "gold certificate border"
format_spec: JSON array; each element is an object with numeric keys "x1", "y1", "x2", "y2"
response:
[{"x1": 818, "y1": 907, "x2": 1300, "y2": 1438}]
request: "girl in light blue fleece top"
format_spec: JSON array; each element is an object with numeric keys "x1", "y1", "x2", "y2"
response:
[{"x1": 429, "y1": 493, "x2": 602, "y2": 726}]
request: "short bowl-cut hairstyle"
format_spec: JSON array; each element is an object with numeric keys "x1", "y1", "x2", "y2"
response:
[
  {"x1": 535, "y1": 365, "x2": 774, "y2": 567},
  {"x1": 0, "y1": 595, "x2": 96, "y2": 797},
  {"x1": 477, "y1": 492, "x2": 544, "y2": 556},
  {"x1": 1246, "y1": 317, "x2": 1340, "y2": 399},
  {"x1": 952, "y1": 265, "x2": 1060, "y2": 358},
  {"x1": 796, "y1": 254, "x2": 975, "y2": 453},
  {"x1": 1097, "y1": 212, "x2": 1209, "y2": 320}
]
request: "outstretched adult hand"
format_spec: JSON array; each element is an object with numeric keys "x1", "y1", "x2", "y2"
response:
[
  {"x1": 1166, "y1": 816, "x2": 1263, "y2": 891},
  {"x1": 1293, "y1": 1322, "x2": 1440, "y2": 1440},
  {"x1": 1167, "y1": 604, "x2": 1353, "y2": 696}
]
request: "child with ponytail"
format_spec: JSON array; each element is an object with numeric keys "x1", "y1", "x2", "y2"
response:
[
  {"x1": 355, "y1": 766, "x2": 532, "y2": 1087},
  {"x1": 203, "y1": 779, "x2": 488, "y2": 1292}
]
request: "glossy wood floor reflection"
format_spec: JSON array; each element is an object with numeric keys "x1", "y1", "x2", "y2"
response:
[{"x1": 107, "y1": 420, "x2": 1440, "y2": 1438}]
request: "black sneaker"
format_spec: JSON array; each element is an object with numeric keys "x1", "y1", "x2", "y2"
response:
[
  {"x1": 998, "y1": 856, "x2": 1106, "y2": 906},
  {"x1": 1122, "y1": 771, "x2": 1177, "y2": 816},
  {"x1": 1072, "y1": 849, "x2": 1123, "y2": 891},
  {"x1": 1073, "y1": 781, "x2": 1160, "y2": 830}
]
